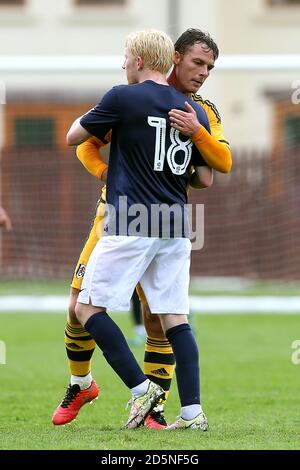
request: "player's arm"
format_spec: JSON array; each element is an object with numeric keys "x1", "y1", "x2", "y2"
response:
[
  {"x1": 67, "y1": 117, "x2": 91, "y2": 146},
  {"x1": 76, "y1": 136, "x2": 109, "y2": 181},
  {"x1": 169, "y1": 101, "x2": 232, "y2": 174},
  {"x1": 68, "y1": 87, "x2": 120, "y2": 148},
  {"x1": 0, "y1": 206, "x2": 12, "y2": 231},
  {"x1": 189, "y1": 165, "x2": 213, "y2": 189}
]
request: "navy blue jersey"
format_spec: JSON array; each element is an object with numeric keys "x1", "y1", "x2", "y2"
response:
[{"x1": 80, "y1": 80, "x2": 210, "y2": 237}]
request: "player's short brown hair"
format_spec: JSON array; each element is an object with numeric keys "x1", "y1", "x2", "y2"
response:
[{"x1": 175, "y1": 29, "x2": 219, "y2": 60}]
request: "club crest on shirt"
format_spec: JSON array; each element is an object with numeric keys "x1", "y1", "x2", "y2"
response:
[{"x1": 76, "y1": 264, "x2": 86, "y2": 278}]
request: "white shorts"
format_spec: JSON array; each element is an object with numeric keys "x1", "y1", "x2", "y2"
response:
[{"x1": 78, "y1": 236, "x2": 191, "y2": 315}]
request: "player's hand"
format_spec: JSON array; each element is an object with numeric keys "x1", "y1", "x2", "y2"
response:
[
  {"x1": 0, "y1": 207, "x2": 12, "y2": 231},
  {"x1": 169, "y1": 101, "x2": 201, "y2": 136}
]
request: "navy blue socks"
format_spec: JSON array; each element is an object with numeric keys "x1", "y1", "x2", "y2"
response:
[
  {"x1": 85, "y1": 312, "x2": 146, "y2": 389},
  {"x1": 166, "y1": 323, "x2": 200, "y2": 406}
]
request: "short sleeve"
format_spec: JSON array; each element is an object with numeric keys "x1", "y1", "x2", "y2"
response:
[{"x1": 80, "y1": 87, "x2": 120, "y2": 141}]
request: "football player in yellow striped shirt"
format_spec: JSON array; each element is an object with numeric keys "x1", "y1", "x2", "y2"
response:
[{"x1": 52, "y1": 29, "x2": 231, "y2": 429}]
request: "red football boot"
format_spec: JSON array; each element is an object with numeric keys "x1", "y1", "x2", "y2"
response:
[
  {"x1": 52, "y1": 380, "x2": 99, "y2": 425},
  {"x1": 144, "y1": 410, "x2": 168, "y2": 429}
]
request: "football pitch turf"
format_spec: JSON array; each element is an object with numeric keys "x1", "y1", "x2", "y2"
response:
[{"x1": 0, "y1": 312, "x2": 299, "y2": 450}]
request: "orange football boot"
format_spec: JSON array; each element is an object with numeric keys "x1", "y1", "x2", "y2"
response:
[
  {"x1": 144, "y1": 410, "x2": 167, "y2": 429},
  {"x1": 52, "y1": 380, "x2": 99, "y2": 425}
]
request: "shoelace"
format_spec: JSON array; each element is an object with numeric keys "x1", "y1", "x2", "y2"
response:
[
  {"x1": 126, "y1": 397, "x2": 138, "y2": 410},
  {"x1": 126, "y1": 391, "x2": 145, "y2": 410},
  {"x1": 61, "y1": 385, "x2": 81, "y2": 408},
  {"x1": 125, "y1": 399, "x2": 132, "y2": 410}
]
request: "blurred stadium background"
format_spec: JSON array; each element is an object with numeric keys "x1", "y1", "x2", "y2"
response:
[
  {"x1": 0, "y1": 0, "x2": 300, "y2": 452},
  {"x1": 1, "y1": 0, "x2": 300, "y2": 293}
]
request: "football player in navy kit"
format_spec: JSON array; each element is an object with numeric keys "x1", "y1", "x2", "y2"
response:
[{"x1": 67, "y1": 30, "x2": 209, "y2": 430}]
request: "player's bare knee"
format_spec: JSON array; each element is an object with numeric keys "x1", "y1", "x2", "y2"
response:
[
  {"x1": 68, "y1": 288, "x2": 80, "y2": 324},
  {"x1": 68, "y1": 300, "x2": 78, "y2": 323},
  {"x1": 74, "y1": 302, "x2": 87, "y2": 325},
  {"x1": 75, "y1": 302, "x2": 105, "y2": 327},
  {"x1": 143, "y1": 303, "x2": 165, "y2": 338},
  {"x1": 144, "y1": 314, "x2": 165, "y2": 337},
  {"x1": 158, "y1": 314, "x2": 188, "y2": 334}
]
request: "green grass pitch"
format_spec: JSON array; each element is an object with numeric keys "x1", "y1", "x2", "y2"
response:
[{"x1": 0, "y1": 312, "x2": 299, "y2": 450}]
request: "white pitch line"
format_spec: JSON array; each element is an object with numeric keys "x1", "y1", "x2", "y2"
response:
[
  {"x1": 0, "y1": 296, "x2": 69, "y2": 312},
  {"x1": 190, "y1": 296, "x2": 300, "y2": 313},
  {"x1": 0, "y1": 296, "x2": 299, "y2": 313}
]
